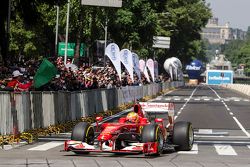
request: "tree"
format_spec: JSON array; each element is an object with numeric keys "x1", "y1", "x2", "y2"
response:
[
  {"x1": 2, "y1": 0, "x2": 212, "y2": 67},
  {"x1": 107, "y1": 0, "x2": 162, "y2": 58},
  {"x1": 0, "y1": 0, "x2": 9, "y2": 65},
  {"x1": 0, "y1": 0, "x2": 67, "y2": 65},
  {"x1": 158, "y1": 0, "x2": 212, "y2": 65}
]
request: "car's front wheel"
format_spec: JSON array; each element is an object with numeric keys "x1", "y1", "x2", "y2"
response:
[
  {"x1": 71, "y1": 122, "x2": 95, "y2": 154},
  {"x1": 141, "y1": 124, "x2": 164, "y2": 155},
  {"x1": 172, "y1": 121, "x2": 194, "y2": 151}
]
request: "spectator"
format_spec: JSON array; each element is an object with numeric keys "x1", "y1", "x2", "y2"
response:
[
  {"x1": 7, "y1": 70, "x2": 32, "y2": 91},
  {"x1": 0, "y1": 57, "x2": 170, "y2": 91}
]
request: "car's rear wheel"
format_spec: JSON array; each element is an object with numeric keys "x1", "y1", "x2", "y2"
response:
[
  {"x1": 172, "y1": 121, "x2": 193, "y2": 151},
  {"x1": 71, "y1": 122, "x2": 94, "y2": 154},
  {"x1": 141, "y1": 124, "x2": 164, "y2": 155}
]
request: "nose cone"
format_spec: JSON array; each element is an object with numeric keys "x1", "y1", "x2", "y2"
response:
[{"x1": 97, "y1": 133, "x2": 112, "y2": 141}]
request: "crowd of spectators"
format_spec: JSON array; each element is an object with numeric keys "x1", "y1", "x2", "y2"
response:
[{"x1": 0, "y1": 57, "x2": 170, "y2": 92}]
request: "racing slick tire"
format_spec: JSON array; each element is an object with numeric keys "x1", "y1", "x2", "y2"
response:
[
  {"x1": 173, "y1": 121, "x2": 194, "y2": 151},
  {"x1": 71, "y1": 122, "x2": 94, "y2": 154},
  {"x1": 141, "y1": 124, "x2": 164, "y2": 155}
]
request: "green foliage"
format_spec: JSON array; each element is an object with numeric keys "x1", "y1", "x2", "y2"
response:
[
  {"x1": 161, "y1": 0, "x2": 212, "y2": 64},
  {"x1": 3, "y1": 0, "x2": 212, "y2": 65},
  {"x1": 109, "y1": 0, "x2": 159, "y2": 56},
  {"x1": 9, "y1": 15, "x2": 37, "y2": 57},
  {"x1": 223, "y1": 39, "x2": 250, "y2": 72}
]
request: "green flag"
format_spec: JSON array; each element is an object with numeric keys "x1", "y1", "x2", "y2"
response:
[{"x1": 34, "y1": 58, "x2": 57, "y2": 88}]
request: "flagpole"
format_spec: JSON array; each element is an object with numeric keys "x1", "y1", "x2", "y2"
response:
[
  {"x1": 104, "y1": 16, "x2": 108, "y2": 67},
  {"x1": 64, "y1": 0, "x2": 70, "y2": 65},
  {"x1": 55, "y1": 4, "x2": 59, "y2": 56}
]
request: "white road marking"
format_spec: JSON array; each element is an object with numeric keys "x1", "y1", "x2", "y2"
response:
[
  {"x1": 0, "y1": 142, "x2": 27, "y2": 150},
  {"x1": 208, "y1": 86, "x2": 250, "y2": 138},
  {"x1": 247, "y1": 145, "x2": 250, "y2": 149},
  {"x1": 196, "y1": 140, "x2": 250, "y2": 144},
  {"x1": 244, "y1": 99, "x2": 250, "y2": 102},
  {"x1": 194, "y1": 135, "x2": 249, "y2": 139},
  {"x1": 214, "y1": 144, "x2": 237, "y2": 156},
  {"x1": 232, "y1": 117, "x2": 250, "y2": 137},
  {"x1": 204, "y1": 98, "x2": 210, "y2": 101},
  {"x1": 194, "y1": 98, "x2": 200, "y2": 101},
  {"x1": 178, "y1": 144, "x2": 198, "y2": 154},
  {"x1": 198, "y1": 129, "x2": 213, "y2": 134},
  {"x1": 164, "y1": 98, "x2": 171, "y2": 101},
  {"x1": 28, "y1": 141, "x2": 64, "y2": 151},
  {"x1": 59, "y1": 133, "x2": 71, "y2": 135},
  {"x1": 214, "y1": 99, "x2": 220, "y2": 101},
  {"x1": 224, "y1": 99, "x2": 230, "y2": 102},
  {"x1": 2, "y1": 145, "x2": 13, "y2": 150},
  {"x1": 174, "y1": 98, "x2": 181, "y2": 101},
  {"x1": 229, "y1": 112, "x2": 234, "y2": 115},
  {"x1": 184, "y1": 98, "x2": 189, "y2": 101},
  {"x1": 234, "y1": 99, "x2": 240, "y2": 102},
  {"x1": 171, "y1": 86, "x2": 198, "y2": 123}
]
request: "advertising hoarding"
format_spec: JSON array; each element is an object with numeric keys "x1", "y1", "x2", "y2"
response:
[{"x1": 206, "y1": 70, "x2": 233, "y2": 85}]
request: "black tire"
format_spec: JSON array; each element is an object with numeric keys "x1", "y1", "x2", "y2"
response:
[
  {"x1": 71, "y1": 122, "x2": 95, "y2": 154},
  {"x1": 141, "y1": 124, "x2": 164, "y2": 155},
  {"x1": 173, "y1": 121, "x2": 194, "y2": 151}
]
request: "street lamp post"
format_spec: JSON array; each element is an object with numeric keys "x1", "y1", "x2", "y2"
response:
[
  {"x1": 55, "y1": 5, "x2": 59, "y2": 56},
  {"x1": 64, "y1": 0, "x2": 70, "y2": 65}
]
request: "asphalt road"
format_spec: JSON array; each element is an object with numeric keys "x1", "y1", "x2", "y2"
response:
[{"x1": 1, "y1": 84, "x2": 250, "y2": 167}]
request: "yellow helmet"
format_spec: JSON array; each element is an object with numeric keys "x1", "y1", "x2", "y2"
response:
[{"x1": 126, "y1": 112, "x2": 139, "y2": 123}]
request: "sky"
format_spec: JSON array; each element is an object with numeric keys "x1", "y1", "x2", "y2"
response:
[{"x1": 205, "y1": 0, "x2": 250, "y2": 31}]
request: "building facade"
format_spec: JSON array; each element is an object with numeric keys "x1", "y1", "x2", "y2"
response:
[{"x1": 201, "y1": 18, "x2": 246, "y2": 44}]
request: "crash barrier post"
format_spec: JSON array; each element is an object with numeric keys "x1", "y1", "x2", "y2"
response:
[
  {"x1": 0, "y1": 81, "x2": 184, "y2": 135},
  {"x1": 221, "y1": 84, "x2": 250, "y2": 96}
]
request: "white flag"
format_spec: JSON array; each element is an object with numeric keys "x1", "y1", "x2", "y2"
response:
[
  {"x1": 132, "y1": 52, "x2": 141, "y2": 81},
  {"x1": 105, "y1": 43, "x2": 121, "y2": 80},
  {"x1": 139, "y1": 59, "x2": 150, "y2": 82},
  {"x1": 120, "y1": 49, "x2": 134, "y2": 82},
  {"x1": 146, "y1": 59, "x2": 154, "y2": 82}
]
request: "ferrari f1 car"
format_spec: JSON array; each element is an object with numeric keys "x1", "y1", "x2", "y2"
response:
[{"x1": 64, "y1": 102, "x2": 194, "y2": 155}]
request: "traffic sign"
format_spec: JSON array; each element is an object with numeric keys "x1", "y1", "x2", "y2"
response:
[
  {"x1": 153, "y1": 36, "x2": 170, "y2": 49},
  {"x1": 58, "y1": 42, "x2": 86, "y2": 57},
  {"x1": 81, "y1": 0, "x2": 122, "y2": 7}
]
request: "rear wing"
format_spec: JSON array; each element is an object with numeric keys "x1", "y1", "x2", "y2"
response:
[
  {"x1": 139, "y1": 102, "x2": 175, "y2": 128},
  {"x1": 139, "y1": 102, "x2": 175, "y2": 117}
]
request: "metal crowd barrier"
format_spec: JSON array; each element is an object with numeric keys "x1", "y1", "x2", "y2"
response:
[
  {"x1": 221, "y1": 84, "x2": 250, "y2": 96},
  {"x1": 0, "y1": 81, "x2": 184, "y2": 135}
]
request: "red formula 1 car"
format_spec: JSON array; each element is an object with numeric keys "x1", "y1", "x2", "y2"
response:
[{"x1": 64, "y1": 102, "x2": 194, "y2": 156}]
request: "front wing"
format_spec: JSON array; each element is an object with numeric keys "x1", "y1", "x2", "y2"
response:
[{"x1": 64, "y1": 140, "x2": 159, "y2": 155}]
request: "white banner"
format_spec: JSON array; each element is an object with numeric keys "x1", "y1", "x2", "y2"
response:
[
  {"x1": 154, "y1": 61, "x2": 159, "y2": 80},
  {"x1": 120, "y1": 49, "x2": 134, "y2": 82},
  {"x1": 132, "y1": 52, "x2": 141, "y2": 81},
  {"x1": 146, "y1": 59, "x2": 155, "y2": 82},
  {"x1": 139, "y1": 59, "x2": 150, "y2": 82},
  {"x1": 105, "y1": 43, "x2": 121, "y2": 80}
]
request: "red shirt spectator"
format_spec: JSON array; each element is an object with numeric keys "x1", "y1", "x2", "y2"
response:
[{"x1": 7, "y1": 70, "x2": 32, "y2": 91}]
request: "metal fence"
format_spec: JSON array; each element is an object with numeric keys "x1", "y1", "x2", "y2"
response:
[{"x1": 0, "y1": 81, "x2": 184, "y2": 135}]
